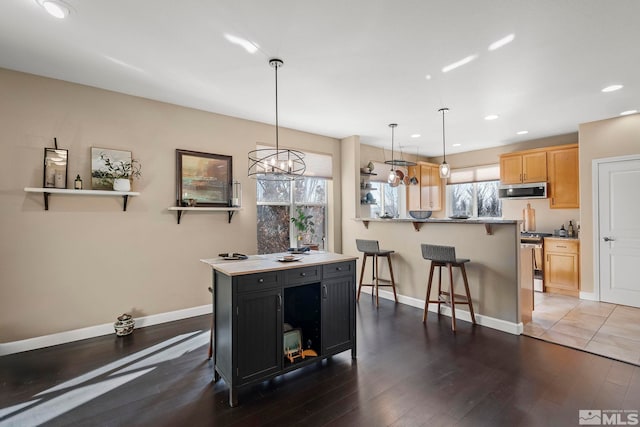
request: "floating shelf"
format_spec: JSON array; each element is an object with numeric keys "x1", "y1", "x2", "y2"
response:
[
  {"x1": 168, "y1": 206, "x2": 242, "y2": 224},
  {"x1": 24, "y1": 187, "x2": 140, "y2": 211}
]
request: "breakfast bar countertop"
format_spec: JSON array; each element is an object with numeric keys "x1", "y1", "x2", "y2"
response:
[{"x1": 201, "y1": 251, "x2": 357, "y2": 276}]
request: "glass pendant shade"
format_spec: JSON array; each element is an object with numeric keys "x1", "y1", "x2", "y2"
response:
[
  {"x1": 439, "y1": 162, "x2": 450, "y2": 178},
  {"x1": 248, "y1": 59, "x2": 306, "y2": 180}
]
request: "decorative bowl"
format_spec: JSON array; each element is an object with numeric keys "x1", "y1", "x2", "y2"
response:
[{"x1": 409, "y1": 210, "x2": 432, "y2": 219}]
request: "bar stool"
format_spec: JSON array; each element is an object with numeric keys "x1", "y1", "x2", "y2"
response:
[
  {"x1": 421, "y1": 244, "x2": 476, "y2": 332},
  {"x1": 356, "y1": 239, "x2": 398, "y2": 307}
]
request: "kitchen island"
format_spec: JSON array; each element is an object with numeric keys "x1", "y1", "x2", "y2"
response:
[
  {"x1": 344, "y1": 217, "x2": 528, "y2": 334},
  {"x1": 201, "y1": 251, "x2": 357, "y2": 407}
]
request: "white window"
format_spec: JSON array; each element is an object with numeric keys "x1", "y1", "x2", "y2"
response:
[{"x1": 446, "y1": 165, "x2": 502, "y2": 218}]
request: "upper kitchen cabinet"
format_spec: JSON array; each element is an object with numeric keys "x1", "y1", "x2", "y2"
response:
[
  {"x1": 547, "y1": 144, "x2": 579, "y2": 209},
  {"x1": 407, "y1": 162, "x2": 442, "y2": 211},
  {"x1": 500, "y1": 151, "x2": 547, "y2": 184}
]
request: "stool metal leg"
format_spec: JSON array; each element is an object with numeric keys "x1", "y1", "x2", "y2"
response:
[{"x1": 374, "y1": 254, "x2": 379, "y2": 307}]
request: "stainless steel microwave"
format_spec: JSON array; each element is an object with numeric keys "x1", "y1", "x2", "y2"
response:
[{"x1": 498, "y1": 182, "x2": 547, "y2": 199}]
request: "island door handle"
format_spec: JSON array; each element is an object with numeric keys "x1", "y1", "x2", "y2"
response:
[
  {"x1": 603, "y1": 237, "x2": 615, "y2": 242},
  {"x1": 322, "y1": 285, "x2": 328, "y2": 299},
  {"x1": 277, "y1": 294, "x2": 282, "y2": 310}
]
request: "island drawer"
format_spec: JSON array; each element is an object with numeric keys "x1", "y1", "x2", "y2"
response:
[
  {"x1": 237, "y1": 272, "x2": 280, "y2": 293},
  {"x1": 323, "y1": 261, "x2": 354, "y2": 278},
  {"x1": 285, "y1": 266, "x2": 321, "y2": 285}
]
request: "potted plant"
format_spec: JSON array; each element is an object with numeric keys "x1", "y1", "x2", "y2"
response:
[
  {"x1": 291, "y1": 207, "x2": 315, "y2": 247},
  {"x1": 99, "y1": 153, "x2": 142, "y2": 191}
]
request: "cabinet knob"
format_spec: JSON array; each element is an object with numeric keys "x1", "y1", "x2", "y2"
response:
[
  {"x1": 300, "y1": 272, "x2": 306, "y2": 277},
  {"x1": 336, "y1": 267, "x2": 342, "y2": 271},
  {"x1": 258, "y1": 278, "x2": 264, "y2": 283}
]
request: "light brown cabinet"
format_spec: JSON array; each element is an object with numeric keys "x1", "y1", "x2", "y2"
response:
[
  {"x1": 500, "y1": 151, "x2": 547, "y2": 184},
  {"x1": 544, "y1": 238, "x2": 580, "y2": 297},
  {"x1": 547, "y1": 144, "x2": 579, "y2": 209},
  {"x1": 407, "y1": 162, "x2": 442, "y2": 211}
]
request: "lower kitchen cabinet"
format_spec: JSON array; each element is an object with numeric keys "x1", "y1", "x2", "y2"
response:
[
  {"x1": 544, "y1": 238, "x2": 580, "y2": 296},
  {"x1": 210, "y1": 259, "x2": 356, "y2": 407}
]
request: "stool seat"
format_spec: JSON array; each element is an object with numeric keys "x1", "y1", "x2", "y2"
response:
[
  {"x1": 356, "y1": 239, "x2": 398, "y2": 307},
  {"x1": 421, "y1": 243, "x2": 476, "y2": 332}
]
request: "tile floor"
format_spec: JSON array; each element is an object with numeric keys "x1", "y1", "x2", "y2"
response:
[{"x1": 523, "y1": 292, "x2": 640, "y2": 365}]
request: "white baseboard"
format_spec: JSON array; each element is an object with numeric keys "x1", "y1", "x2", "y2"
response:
[
  {"x1": 359, "y1": 288, "x2": 522, "y2": 335},
  {"x1": 579, "y1": 291, "x2": 599, "y2": 301},
  {"x1": 0, "y1": 305, "x2": 212, "y2": 356}
]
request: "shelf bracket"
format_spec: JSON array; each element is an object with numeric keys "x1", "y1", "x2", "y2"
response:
[
  {"x1": 43, "y1": 192, "x2": 50, "y2": 211},
  {"x1": 412, "y1": 222, "x2": 422, "y2": 232},
  {"x1": 362, "y1": 220, "x2": 369, "y2": 229},
  {"x1": 176, "y1": 210, "x2": 183, "y2": 224},
  {"x1": 228, "y1": 210, "x2": 235, "y2": 223},
  {"x1": 122, "y1": 195, "x2": 129, "y2": 211},
  {"x1": 484, "y1": 224, "x2": 493, "y2": 235}
]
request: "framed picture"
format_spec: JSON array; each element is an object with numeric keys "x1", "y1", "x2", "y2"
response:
[
  {"x1": 91, "y1": 147, "x2": 131, "y2": 190},
  {"x1": 176, "y1": 149, "x2": 232, "y2": 207},
  {"x1": 43, "y1": 148, "x2": 68, "y2": 189}
]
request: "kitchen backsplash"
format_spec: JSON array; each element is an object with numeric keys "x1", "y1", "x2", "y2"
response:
[{"x1": 502, "y1": 198, "x2": 579, "y2": 235}]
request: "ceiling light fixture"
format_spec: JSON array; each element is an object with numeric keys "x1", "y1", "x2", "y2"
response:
[
  {"x1": 488, "y1": 34, "x2": 515, "y2": 51},
  {"x1": 442, "y1": 54, "x2": 478, "y2": 73},
  {"x1": 602, "y1": 84, "x2": 623, "y2": 93},
  {"x1": 438, "y1": 108, "x2": 451, "y2": 179},
  {"x1": 484, "y1": 114, "x2": 499, "y2": 120},
  {"x1": 517, "y1": 130, "x2": 529, "y2": 135},
  {"x1": 386, "y1": 124, "x2": 399, "y2": 185},
  {"x1": 620, "y1": 110, "x2": 637, "y2": 116},
  {"x1": 248, "y1": 59, "x2": 305, "y2": 181},
  {"x1": 37, "y1": 0, "x2": 70, "y2": 19},
  {"x1": 411, "y1": 134, "x2": 421, "y2": 138}
]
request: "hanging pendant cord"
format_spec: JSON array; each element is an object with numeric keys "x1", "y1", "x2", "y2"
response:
[
  {"x1": 274, "y1": 63, "x2": 279, "y2": 152},
  {"x1": 441, "y1": 109, "x2": 446, "y2": 163}
]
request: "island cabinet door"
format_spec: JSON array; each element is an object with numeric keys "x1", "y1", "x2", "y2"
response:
[
  {"x1": 321, "y1": 275, "x2": 354, "y2": 355},
  {"x1": 235, "y1": 288, "x2": 283, "y2": 384}
]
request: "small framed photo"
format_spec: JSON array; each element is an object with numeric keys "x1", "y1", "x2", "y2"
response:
[
  {"x1": 176, "y1": 149, "x2": 232, "y2": 207},
  {"x1": 91, "y1": 147, "x2": 132, "y2": 190},
  {"x1": 43, "y1": 148, "x2": 68, "y2": 189}
]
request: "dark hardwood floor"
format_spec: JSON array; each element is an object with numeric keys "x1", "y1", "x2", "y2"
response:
[{"x1": 2, "y1": 299, "x2": 639, "y2": 427}]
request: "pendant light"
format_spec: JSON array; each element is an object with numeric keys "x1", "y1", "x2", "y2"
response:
[
  {"x1": 438, "y1": 107, "x2": 451, "y2": 179},
  {"x1": 248, "y1": 59, "x2": 306, "y2": 180},
  {"x1": 386, "y1": 124, "x2": 398, "y2": 185}
]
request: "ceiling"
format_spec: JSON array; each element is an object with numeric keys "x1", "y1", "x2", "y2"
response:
[{"x1": 2, "y1": 0, "x2": 638, "y2": 156}]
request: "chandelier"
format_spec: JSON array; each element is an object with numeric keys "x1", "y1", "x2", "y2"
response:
[{"x1": 248, "y1": 59, "x2": 306, "y2": 180}]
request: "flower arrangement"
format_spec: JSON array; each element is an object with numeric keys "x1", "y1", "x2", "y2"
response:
[{"x1": 99, "y1": 153, "x2": 142, "y2": 180}]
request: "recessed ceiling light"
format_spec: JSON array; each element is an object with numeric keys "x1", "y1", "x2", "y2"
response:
[
  {"x1": 517, "y1": 130, "x2": 529, "y2": 135},
  {"x1": 452, "y1": 143, "x2": 462, "y2": 147},
  {"x1": 425, "y1": 75, "x2": 432, "y2": 80},
  {"x1": 484, "y1": 114, "x2": 499, "y2": 121},
  {"x1": 602, "y1": 84, "x2": 623, "y2": 93},
  {"x1": 488, "y1": 34, "x2": 515, "y2": 51},
  {"x1": 36, "y1": 0, "x2": 70, "y2": 19},
  {"x1": 442, "y1": 54, "x2": 478, "y2": 73},
  {"x1": 620, "y1": 110, "x2": 637, "y2": 116},
  {"x1": 410, "y1": 134, "x2": 421, "y2": 138}
]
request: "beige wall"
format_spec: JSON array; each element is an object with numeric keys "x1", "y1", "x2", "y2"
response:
[
  {"x1": 578, "y1": 113, "x2": 640, "y2": 294},
  {"x1": 0, "y1": 69, "x2": 341, "y2": 342}
]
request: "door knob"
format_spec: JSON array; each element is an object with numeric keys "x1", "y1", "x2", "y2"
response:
[{"x1": 603, "y1": 237, "x2": 615, "y2": 242}]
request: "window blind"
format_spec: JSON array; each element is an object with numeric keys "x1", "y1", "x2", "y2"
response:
[{"x1": 448, "y1": 164, "x2": 500, "y2": 184}]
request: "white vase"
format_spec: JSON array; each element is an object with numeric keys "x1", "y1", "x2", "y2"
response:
[{"x1": 113, "y1": 178, "x2": 131, "y2": 192}]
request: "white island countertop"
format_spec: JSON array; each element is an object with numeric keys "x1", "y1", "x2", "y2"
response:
[{"x1": 201, "y1": 251, "x2": 357, "y2": 276}]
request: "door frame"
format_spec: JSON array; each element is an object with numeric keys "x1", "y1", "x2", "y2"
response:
[{"x1": 592, "y1": 154, "x2": 640, "y2": 302}]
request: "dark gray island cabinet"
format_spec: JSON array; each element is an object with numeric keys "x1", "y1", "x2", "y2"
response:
[{"x1": 201, "y1": 252, "x2": 357, "y2": 407}]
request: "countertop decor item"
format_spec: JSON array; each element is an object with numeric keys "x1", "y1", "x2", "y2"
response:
[
  {"x1": 114, "y1": 313, "x2": 134, "y2": 336},
  {"x1": 409, "y1": 210, "x2": 432, "y2": 219},
  {"x1": 248, "y1": 58, "x2": 306, "y2": 180}
]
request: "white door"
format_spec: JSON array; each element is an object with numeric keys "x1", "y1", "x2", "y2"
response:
[{"x1": 597, "y1": 156, "x2": 640, "y2": 307}]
